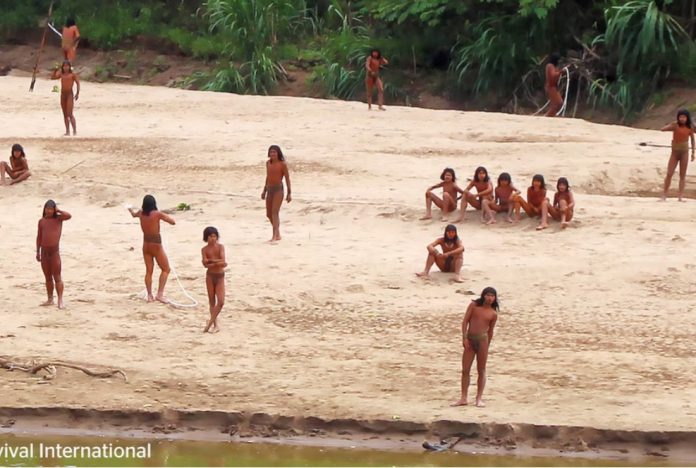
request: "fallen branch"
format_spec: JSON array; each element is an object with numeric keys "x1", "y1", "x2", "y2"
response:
[{"x1": 0, "y1": 357, "x2": 127, "y2": 382}]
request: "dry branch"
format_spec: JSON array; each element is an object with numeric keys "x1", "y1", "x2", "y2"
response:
[{"x1": 0, "y1": 357, "x2": 127, "y2": 382}]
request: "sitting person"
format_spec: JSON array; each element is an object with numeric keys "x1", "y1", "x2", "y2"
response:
[
  {"x1": 1, "y1": 144, "x2": 31, "y2": 186},
  {"x1": 415, "y1": 224, "x2": 465, "y2": 283}
]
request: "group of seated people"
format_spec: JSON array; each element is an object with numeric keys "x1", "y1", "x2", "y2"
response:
[{"x1": 416, "y1": 167, "x2": 575, "y2": 282}]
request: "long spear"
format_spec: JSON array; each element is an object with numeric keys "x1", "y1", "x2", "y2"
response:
[{"x1": 29, "y1": 1, "x2": 55, "y2": 92}]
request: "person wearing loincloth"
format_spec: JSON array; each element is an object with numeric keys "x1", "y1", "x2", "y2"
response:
[
  {"x1": 202, "y1": 226, "x2": 227, "y2": 334},
  {"x1": 36, "y1": 200, "x2": 72, "y2": 309},
  {"x1": 365, "y1": 48, "x2": 388, "y2": 111},
  {"x1": 660, "y1": 109, "x2": 695, "y2": 202},
  {"x1": 50, "y1": 60, "x2": 80, "y2": 136},
  {"x1": 261, "y1": 145, "x2": 292, "y2": 242},
  {"x1": 544, "y1": 53, "x2": 564, "y2": 117},
  {"x1": 127, "y1": 195, "x2": 175, "y2": 303},
  {"x1": 61, "y1": 17, "x2": 80, "y2": 62},
  {"x1": 415, "y1": 224, "x2": 465, "y2": 283},
  {"x1": 452, "y1": 287, "x2": 499, "y2": 408}
]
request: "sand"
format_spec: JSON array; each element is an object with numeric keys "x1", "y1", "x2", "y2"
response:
[{"x1": 1, "y1": 74, "x2": 695, "y2": 436}]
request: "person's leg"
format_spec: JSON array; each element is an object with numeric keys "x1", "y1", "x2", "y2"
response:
[
  {"x1": 416, "y1": 253, "x2": 437, "y2": 278},
  {"x1": 458, "y1": 193, "x2": 480, "y2": 221},
  {"x1": 61, "y1": 93, "x2": 70, "y2": 136},
  {"x1": 366, "y1": 79, "x2": 374, "y2": 110},
  {"x1": 545, "y1": 88, "x2": 563, "y2": 117},
  {"x1": 265, "y1": 193, "x2": 273, "y2": 238},
  {"x1": 143, "y1": 249, "x2": 155, "y2": 302},
  {"x1": 537, "y1": 198, "x2": 549, "y2": 230},
  {"x1": 677, "y1": 152, "x2": 689, "y2": 201},
  {"x1": 53, "y1": 252, "x2": 65, "y2": 309},
  {"x1": 203, "y1": 274, "x2": 215, "y2": 333},
  {"x1": 154, "y1": 247, "x2": 171, "y2": 303},
  {"x1": 474, "y1": 339, "x2": 490, "y2": 407},
  {"x1": 450, "y1": 256, "x2": 464, "y2": 283},
  {"x1": 210, "y1": 278, "x2": 225, "y2": 332},
  {"x1": 662, "y1": 152, "x2": 679, "y2": 200},
  {"x1": 483, "y1": 200, "x2": 495, "y2": 224},
  {"x1": 270, "y1": 189, "x2": 284, "y2": 241},
  {"x1": 66, "y1": 93, "x2": 76, "y2": 136},
  {"x1": 40, "y1": 254, "x2": 54, "y2": 306},
  {"x1": 558, "y1": 199, "x2": 569, "y2": 227},
  {"x1": 441, "y1": 193, "x2": 455, "y2": 220},
  {"x1": 0, "y1": 162, "x2": 10, "y2": 185},
  {"x1": 9, "y1": 170, "x2": 31, "y2": 185},
  {"x1": 452, "y1": 348, "x2": 476, "y2": 406},
  {"x1": 421, "y1": 191, "x2": 444, "y2": 220},
  {"x1": 377, "y1": 78, "x2": 385, "y2": 110}
]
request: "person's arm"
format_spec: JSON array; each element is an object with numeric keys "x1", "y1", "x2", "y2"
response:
[
  {"x1": 568, "y1": 191, "x2": 575, "y2": 210},
  {"x1": 73, "y1": 26, "x2": 80, "y2": 48},
  {"x1": 691, "y1": 130, "x2": 695, "y2": 161},
  {"x1": 18, "y1": 157, "x2": 29, "y2": 171},
  {"x1": 464, "y1": 181, "x2": 475, "y2": 193},
  {"x1": 127, "y1": 207, "x2": 141, "y2": 218},
  {"x1": 381, "y1": 57, "x2": 389, "y2": 65},
  {"x1": 36, "y1": 220, "x2": 42, "y2": 262},
  {"x1": 365, "y1": 56, "x2": 371, "y2": 71},
  {"x1": 427, "y1": 238, "x2": 442, "y2": 255},
  {"x1": 218, "y1": 244, "x2": 227, "y2": 268},
  {"x1": 202, "y1": 248, "x2": 210, "y2": 267},
  {"x1": 462, "y1": 302, "x2": 474, "y2": 348},
  {"x1": 261, "y1": 162, "x2": 269, "y2": 199},
  {"x1": 478, "y1": 181, "x2": 494, "y2": 198},
  {"x1": 74, "y1": 74, "x2": 80, "y2": 101},
  {"x1": 427, "y1": 181, "x2": 444, "y2": 191},
  {"x1": 445, "y1": 240, "x2": 465, "y2": 257},
  {"x1": 661, "y1": 122, "x2": 677, "y2": 132},
  {"x1": 511, "y1": 184, "x2": 521, "y2": 195},
  {"x1": 159, "y1": 211, "x2": 176, "y2": 225},
  {"x1": 50, "y1": 68, "x2": 61, "y2": 80},
  {"x1": 56, "y1": 209, "x2": 72, "y2": 221},
  {"x1": 284, "y1": 162, "x2": 292, "y2": 202},
  {"x1": 488, "y1": 312, "x2": 498, "y2": 344}
]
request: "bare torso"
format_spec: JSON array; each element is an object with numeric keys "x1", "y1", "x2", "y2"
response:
[
  {"x1": 139, "y1": 211, "x2": 163, "y2": 236},
  {"x1": 38, "y1": 217, "x2": 64, "y2": 248},
  {"x1": 60, "y1": 73, "x2": 77, "y2": 94},
  {"x1": 467, "y1": 303, "x2": 497, "y2": 335},
  {"x1": 202, "y1": 243, "x2": 225, "y2": 274},
  {"x1": 266, "y1": 160, "x2": 286, "y2": 185},
  {"x1": 439, "y1": 238, "x2": 463, "y2": 259}
]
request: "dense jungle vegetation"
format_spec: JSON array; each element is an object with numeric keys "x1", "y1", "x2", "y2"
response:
[{"x1": 2, "y1": 0, "x2": 696, "y2": 118}]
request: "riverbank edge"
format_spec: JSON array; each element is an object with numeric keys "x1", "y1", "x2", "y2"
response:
[{"x1": 0, "y1": 406, "x2": 692, "y2": 463}]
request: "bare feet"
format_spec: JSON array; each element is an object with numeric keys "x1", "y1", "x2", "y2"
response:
[
  {"x1": 536, "y1": 224, "x2": 548, "y2": 231},
  {"x1": 0, "y1": 180, "x2": 6, "y2": 186},
  {"x1": 64, "y1": 132, "x2": 70, "y2": 137},
  {"x1": 40, "y1": 299, "x2": 54, "y2": 307},
  {"x1": 449, "y1": 275, "x2": 464, "y2": 283},
  {"x1": 210, "y1": 327, "x2": 220, "y2": 334},
  {"x1": 561, "y1": 221, "x2": 569, "y2": 229},
  {"x1": 506, "y1": 217, "x2": 513, "y2": 223},
  {"x1": 415, "y1": 272, "x2": 431, "y2": 280},
  {"x1": 146, "y1": 294, "x2": 155, "y2": 303},
  {"x1": 454, "y1": 216, "x2": 465, "y2": 223},
  {"x1": 475, "y1": 398, "x2": 486, "y2": 407},
  {"x1": 678, "y1": 198, "x2": 686, "y2": 202},
  {"x1": 57, "y1": 299, "x2": 65, "y2": 310},
  {"x1": 419, "y1": 214, "x2": 433, "y2": 220},
  {"x1": 451, "y1": 398, "x2": 468, "y2": 407},
  {"x1": 659, "y1": 195, "x2": 666, "y2": 202},
  {"x1": 486, "y1": 218, "x2": 497, "y2": 225},
  {"x1": 155, "y1": 295, "x2": 169, "y2": 304},
  {"x1": 379, "y1": 106, "x2": 386, "y2": 111}
]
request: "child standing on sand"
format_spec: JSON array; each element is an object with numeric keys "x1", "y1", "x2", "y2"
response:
[
  {"x1": 660, "y1": 109, "x2": 695, "y2": 202},
  {"x1": 127, "y1": 195, "x2": 175, "y2": 303},
  {"x1": 420, "y1": 168, "x2": 464, "y2": 221},
  {"x1": 202, "y1": 226, "x2": 226, "y2": 333},
  {"x1": 261, "y1": 145, "x2": 292, "y2": 242},
  {"x1": 36, "y1": 200, "x2": 71, "y2": 309},
  {"x1": 452, "y1": 287, "x2": 499, "y2": 408},
  {"x1": 51, "y1": 60, "x2": 80, "y2": 136}
]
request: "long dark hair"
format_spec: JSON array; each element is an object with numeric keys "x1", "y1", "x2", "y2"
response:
[
  {"x1": 475, "y1": 286, "x2": 499, "y2": 311},
  {"x1": 11, "y1": 143, "x2": 25, "y2": 158},
  {"x1": 557, "y1": 177, "x2": 570, "y2": 191},
  {"x1": 268, "y1": 145, "x2": 285, "y2": 161},
  {"x1": 370, "y1": 48, "x2": 381, "y2": 59},
  {"x1": 676, "y1": 109, "x2": 692, "y2": 128},
  {"x1": 497, "y1": 172, "x2": 511, "y2": 186},
  {"x1": 548, "y1": 53, "x2": 561, "y2": 66},
  {"x1": 531, "y1": 174, "x2": 546, "y2": 190},
  {"x1": 474, "y1": 166, "x2": 489, "y2": 183},
  {"x1": 66, "y1": 17, "x2": 76, "y2": 27},
  {"x1": 43, "y1": 199, "x2": 58, "y2": 218},
  {"x1": 443, "y1": 224, "x2": 458, "y2": 244},
  {"x1": 203, "y1": 226, "x2": 219, "y2": 242},
  {"x1": 61, "y1": 60, "x2": 72, "y2": 73},
  {"x1": 142, "y1": 195, "x2": 157, "y2": 215},
  {"x1": 440, "y1": 167, "x2": 456, "y2": 182}
]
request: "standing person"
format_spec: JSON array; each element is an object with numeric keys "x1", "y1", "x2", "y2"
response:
[
  {"x1": 202, "y1": 226, "x2": 226, "y2": 334},
  {"x1": 127, "y1": 195, "x2": 175, "y2": 303},
  {"x1": 51, "y1": 60, "x2": 80, "y2": 136},
  {"x1": 420, "y1": 168, "x2": 464, "y2": 221},
  {"x1": 547, "y1": 177, "x2": 575, "y2": 228},
  {"x1": 36, "y1": 200, "x2": 71, "y2": 309},
  {"x1": 0, "y1": 143, "x2": 31, "y2": 186},
  {"x1": 452, "y1": 287, "x2": 499, "y2": 408},
  {"x1": 661, "y1": 109, "x2": 695, "y2": 202},
  {"x1": 365, "y1": 48, "x2": 388, "y2": 111},
  {"x1": 545, "y1": 53, "x2": 564, "y2": 117},
  {"x1": 415, "y1": 224, "x2": 465, "y2": 283},
  {"x1": 261, "y1": 145, "x2": 292, "y2": 242},
  {"x1": 61, "y1": 17, "x2": 80, "y2": 62}
]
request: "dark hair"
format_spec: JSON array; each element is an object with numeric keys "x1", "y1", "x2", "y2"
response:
[
  {"x1": 440, "y1": 167, "x2": 456, "y2": 182},
  {"x1": 65, "y1": 17, "x2": 76, "y2": 27},
  {"x1": 11, "y1": 143, "x2": 25, "y2": 158},
  {"x1": 203, "y1": 226, "x2": 219, "y2": 242},
  {"x1": 548, "y1": 53, "x2": 561, "y2": 66},
  {"x1": 474, "y1": 166, "x2": 489, "y2": 183},
  {"x1": 142, "y1": 195, "x2": 157, "y2": 215},
  {"x1": 677, "y1": 109, "x2": 692, "y2": 128},
  {"x1": 557, "y1": 177, "x2": 570, "y2": 191},
  {"x1": 443, "y1": 224, "x2": 459, "y2": 244},
  {"x1": 531, "y1": 174, "x2": 546, "y2": 190},
  {"x1": 61, "y1": 60, "x2": 72, "y2": 72},
  {"x1": 475, "y1": 286, "x2": 499, "y2": 311},
  {"x1": 268, "y1": 145, "x2": 285, "y2": 161},
  {"x1": 43, "y1": 199, "x2": 58, "y2": 218},
  {"x1": 497, "y1": 172, "x2": 511, "y2": 186},
  {"x1": 370, "y1": 48, "x2": 381, "y2": 59}
]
